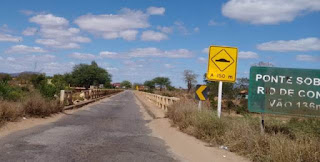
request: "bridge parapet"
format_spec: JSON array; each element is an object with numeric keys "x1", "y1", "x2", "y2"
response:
[
  {"x1": 60, "y1": 89, "x2": 122, "y2": 107},
  {"x1": 137, "y1": 91, "x2": 180, "y2": 111}
]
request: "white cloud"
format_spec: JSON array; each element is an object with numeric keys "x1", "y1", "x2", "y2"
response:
[
  {"x1": 208, "y1": 19, "x2": 218, "y2": 26},
  {"x1": 75, "y1": 8, "x2": 151, "y2": 40},
  {"x1": 22, "y1": 27, "x2": 38, "y2": 36},
  {"x1": 198, "y1": 57, "x2": 207, "y2": 63},
  {"x1": 222, "y1": 0, "x2": 320, "y2": 24},
  {"x1": 141, "y1": 30, "x2": 168, "y2": 41},
  {"x1": 296, "y1": 55, "x2": 320, "y2": 62},
  {"x1": 0, "y1": 33, "x2": 22, "y2": 42},
  {"x1": 157, "y1": 26, "x2": 173, "y2": 33},
  {"x1": 69, "y1": 52, "x2": 96, "y2": 60},
  {"x1": 0, "y1": 24, "x2": 12, "y2": 33},
  {"x1": 128, "y1": 47, "x2": 193, "y2": 58},
  {"x1": 29, "y1": 14, "x2": 90, "y2": 49},
  {"x1": 70, "y1": 36, "x2": 91, "y2": 43},
  {"x1": 147, "y1": 7, "x2": 165, "y2": 15},
  {"x1": 7, "y1": 57, "x2": 16, "y2": 61},
  {"x1": 208, "y1": 19, "x2": 225, "y2": 26},
  {"x1": 202, "y1": 48, "x2": 209, "y2": 53},
  {"x1": 99, "y1": 51, "x2": 119, "y2": 58},
  {"x1": 30, "y1": 14, "x2": 69, "y2": 26},
  {"x1": 102, "y1": 32, "x2": 119, "y2": 39},
  {"x1": 164, "y1": 64, "x2": 174, "y2": 68},
  {"x1": 123, "y1": 60, "x2": 144, "y2": 71},
  {"x1": 119, "y1": 30, "x2": 138, "y2": 41},
  {"x1": 193, "y1": 27, "x2": 200, "y2": 32},
  {"x1": 5, "y1": 45, "x2": 47, "y2": 54},
  {"x1": 75, "y1": 9, "x2": 149, "y2": 32},
  {"x1": 36, "y1": 39, "x2": 80, "y2": 49},
  {"x1": 257, "y1": 37, "x2": 320, "y2": 52},
  {"x1": 0, "y1": 54, "x2": 67, "y2": 75},
  {"x1": 239, "y1": 51, "x2": 259, "y2": 59},
  {"x1": 174, "y1": 21, "x2": 189, "y2": 35}
]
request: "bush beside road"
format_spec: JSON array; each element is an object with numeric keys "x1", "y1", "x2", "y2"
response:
[{"x1": 167, "y1": 98, "x2": 320, "y2": 162}]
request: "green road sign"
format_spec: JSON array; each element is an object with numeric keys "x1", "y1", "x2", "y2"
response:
[
  {"x1": 249, "y1": 66, "x2": 320, "y2": 117},
  {"x1": 195, "y1": 85, "x2": 208, "y2": 101}
]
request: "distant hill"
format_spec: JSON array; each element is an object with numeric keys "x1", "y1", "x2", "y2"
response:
[{"x1": 0, "y1": 71, "x2": 42, "y2": 77}]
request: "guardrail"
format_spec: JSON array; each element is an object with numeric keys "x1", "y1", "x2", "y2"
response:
[
  {"x1": 59, "y1": 89, "x2": 122, "y2": 109},
  {"x1": 137, "y1": 91, "x2": 180, "y2": 111}
]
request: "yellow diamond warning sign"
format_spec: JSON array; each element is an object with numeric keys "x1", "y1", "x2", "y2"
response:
[
  {"x1": 206, "y1": 45, "x2": 238, "y2": 82},
  {"x1": 212, "y1": 49, "x2": 234, "y2": 72}
]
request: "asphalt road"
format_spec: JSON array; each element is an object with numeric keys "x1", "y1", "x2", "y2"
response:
[{"x1": 0, "y1": 91, "x2": 176, "y2": 162}]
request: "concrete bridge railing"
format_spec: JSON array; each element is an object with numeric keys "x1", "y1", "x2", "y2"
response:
[
  {"x1": 137, "y1": 91, "x2": 180, "y2": 111},
  {"x1": 59, "y1": 89, "x2": 122, "y2": 108}
]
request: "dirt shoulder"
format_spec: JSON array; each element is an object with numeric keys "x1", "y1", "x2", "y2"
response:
[
  {"x1": 0, "y1": 92, "x2": 122, "y2": 139},
  {"x1": 134, "y1": 91, "x2": 250, "y2": 162}
]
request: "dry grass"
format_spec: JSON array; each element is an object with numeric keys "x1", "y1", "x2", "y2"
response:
[
  {"x1": 0, "y1": 92, "x2": 63, "y2": 125},
  {"x1": 23, "y1": 92, "x2": 63, "y2": 118},
  {"x1": 167, "y1": 99, "x2": 320, "y2": 162},
  {"x1": 0, "y1": 101, "x2": 23, "y2": 123}
]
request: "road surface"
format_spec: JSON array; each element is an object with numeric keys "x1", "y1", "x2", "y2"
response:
[{"x1": 0, "y1": 91, "x2": 176, "y2": 162}]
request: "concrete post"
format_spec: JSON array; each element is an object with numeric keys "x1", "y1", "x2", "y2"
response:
[
  {"x1": 60, "y1": 90, "x2": 65, "y2": 105},
  {"x1": 89, "y1": 90, "x2": 92, "y2": 99}
]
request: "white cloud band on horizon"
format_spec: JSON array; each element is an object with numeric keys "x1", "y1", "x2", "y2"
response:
[
  {"x1": 128, "y1": 47, "x2": 193, "y2": 58},
  {"x1": 296, "y1": 55, "x2": 320, "y2": 62},
  {"x1": 257, "y1": 37, "x2": 320, "y2": 52},
  {"x1": 69, "y1": 52, "x2": 96, "y2": 60}
]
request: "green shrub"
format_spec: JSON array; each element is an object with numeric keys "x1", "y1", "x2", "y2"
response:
[
  {"x1": 39, "y1": 83, "x2": 58, "y2": 99},
  {"x1": 31, "y1": 74, "x2": 46, "y2": 88},
  {"x1": 0, "y1": 82, "x2": 24, "y2": 101}
]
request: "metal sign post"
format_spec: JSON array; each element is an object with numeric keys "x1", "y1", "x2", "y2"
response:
[
  {"x1": 217, "y1": 81, "x2": 223, "y2": 118},
  {"x1": 206, "y1": 45, "x2": 238, "y2": 118},
  {"x1": 198, "y1": 101, "x2": 202, "y2": 111},
  {"x1": 260, "y1": 113, "x2": 265, "y2": 134}
]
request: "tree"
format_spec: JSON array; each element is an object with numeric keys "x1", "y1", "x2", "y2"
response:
[
  {"x1": 52, "y1": 74, "x2": 68, "y2": 90},
  {"x1": 71, "y1": 61, "x2": 112, "y2": 89},
  {"x1": 235, "y1": 78, "x2": 249, "y2": 90},
  {"x1": 204, "y1": 74, "x2": 235, "y2": 99},
  {"x1": 120, "y1": 80, "x2": 132, "y2": 89},
  {"x1": 183, "y1": 70, "x2": 198, "y2": 92},
  {"x1": 152, "y1": 77, "x2": 171, "y2": 91},
  {"x1": 63, "y1": 73, "x2": 74, "y2": 86},
  {"x1": 252, "y1": 61, "x2": 274, "y2": 67},
  {"x1": 144, "y1": 80, "x2": 155, "y2": 90},
  {"x1": 31, "y1": 74, "x2": 46, "y2": 88}
]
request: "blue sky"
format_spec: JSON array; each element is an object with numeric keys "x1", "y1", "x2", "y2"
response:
[{"x1": 0, "y1": 0, "x2": 319, "y2": 87}]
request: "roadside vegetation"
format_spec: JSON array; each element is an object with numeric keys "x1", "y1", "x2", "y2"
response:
[
  {"x1": 0, "y1": 61, "x2": 113, "y2": 127},
  {"x1": 136, "y1": 67, "x2": 319, "y2": 161},
  {"x1": 156, "y1": 68, "x2": 320, "y2": 162},
  {"x1": 167, "y1": 99, "x2": 320, "y2": 162}
]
